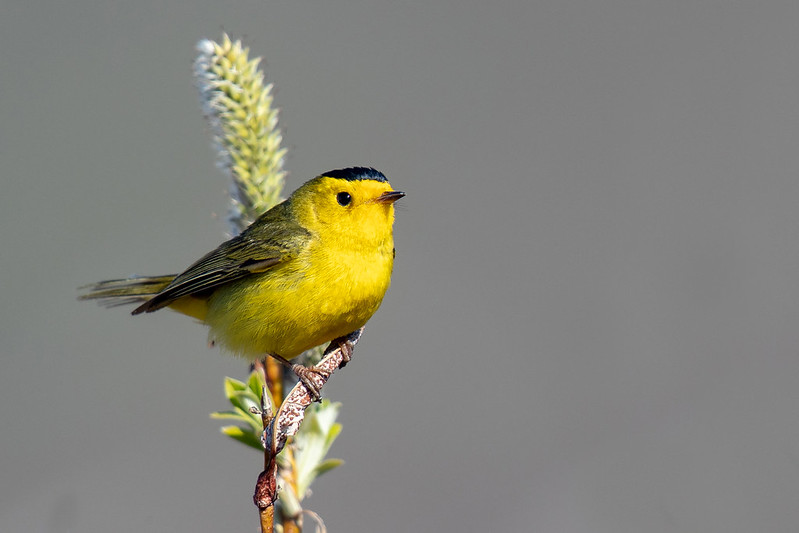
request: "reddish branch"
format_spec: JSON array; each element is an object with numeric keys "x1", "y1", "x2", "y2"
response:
[{"x1": 253, "y1": 327, "x2": 364, "y2": 532}]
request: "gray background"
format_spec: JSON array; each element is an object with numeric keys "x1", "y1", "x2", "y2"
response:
[{"x1": 2, "y1": 1, "x2": 799, "y2": 532}]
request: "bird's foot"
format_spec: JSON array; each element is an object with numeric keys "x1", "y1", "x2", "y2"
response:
[
  {"x1": 330, "y1": 329, "x2": 362, "y2": 368},
  {"x1": 336, "y1": 338, "x2": 354, "y2": 368},
  {"x1": 290, "y1": 363, "x2": 327, "y2": 402}
]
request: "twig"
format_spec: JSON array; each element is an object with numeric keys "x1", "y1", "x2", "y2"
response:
[
  {"x1": 265, "y1": 357, "x2": 284, "y2": 407},
  {"x1": 253, "y1": 364, "x2": 276, "y2": 533},
  {"x1": 253, "y1": 328, "x2": 364, "y2": 523}
]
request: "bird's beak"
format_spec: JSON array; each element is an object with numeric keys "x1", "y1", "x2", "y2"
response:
[{"x1": 374, "y1": 190, "x2": 405, "y2": 204}]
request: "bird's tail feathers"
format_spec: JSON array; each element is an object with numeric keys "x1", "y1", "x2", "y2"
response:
[{"x1": 78, "y1": 275, "x2": 176, "y2": 308}]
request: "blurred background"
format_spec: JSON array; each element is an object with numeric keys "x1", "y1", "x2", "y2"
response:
[{"x1": 2, "y1": 1, "x2": 799, "y2": 532}]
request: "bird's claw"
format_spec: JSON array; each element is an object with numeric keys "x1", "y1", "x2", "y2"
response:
[{"x1": 291, "y1": 364, "x2": 326, "y2": 402}]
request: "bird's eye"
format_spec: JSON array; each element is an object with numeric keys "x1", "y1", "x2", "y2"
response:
[{"x1": 336, "y1": 192, "x2": 352, "y2": 206}]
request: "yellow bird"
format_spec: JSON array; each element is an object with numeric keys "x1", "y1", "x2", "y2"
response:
[{"x1": 80, "y1": 167, "x2": 403, "y2": 390}]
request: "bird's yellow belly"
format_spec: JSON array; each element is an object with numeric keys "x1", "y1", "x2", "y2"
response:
[{"x1": 200, "y1": 245, "x2": 393, "y2": 359}]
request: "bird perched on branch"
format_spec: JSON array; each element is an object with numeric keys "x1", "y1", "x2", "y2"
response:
[{"x1": 80, "y1": 167, "x2": 404, "y2": 392}]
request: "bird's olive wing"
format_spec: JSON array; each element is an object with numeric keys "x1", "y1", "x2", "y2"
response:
[{"x1": 133, "y1": 209, "x2": 310, "y2": 314}]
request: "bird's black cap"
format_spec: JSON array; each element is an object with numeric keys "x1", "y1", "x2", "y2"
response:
[{"x1": 322, "y1": 167, "x2": 388, "y2": 183}]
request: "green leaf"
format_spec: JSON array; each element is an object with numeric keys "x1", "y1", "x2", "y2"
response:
[
  {"x1": 210, "y1": 409, "x2": 252, "y2": 424},
  {"x1": 223, "y1": 376, "x2": 247, "y2": 397},
  {"x1": 247, "y1": 369, "x2": 267, "y2": 399},
  {"x1": 214, "y1": 372, "x2": 270, "y2": 448},
  {"x1": 324, "y1": 422, "x2": 343, "y2": 449},
  {"x1": 313, "y1": 458, "x2": 345, "y2": 477},
  {"x1": 220, "y1": 425, "x2": 264, "y2": 451},
  {"x1": 292, "y1": 399, "x2": 344, "y2": 499},
  {"x1": 229, "y1": 389, "x2": 260, "y2": 416}
]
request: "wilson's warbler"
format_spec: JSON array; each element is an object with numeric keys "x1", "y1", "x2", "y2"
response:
[{"x1": 80, "y1": 167, "x2": 403, "y2": 389}]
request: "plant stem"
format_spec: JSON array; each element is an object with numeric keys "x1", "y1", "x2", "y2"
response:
[
  {"x1": 253, "y1": 328, "x2": 364, "y2": 532},
  {"x1": 283, "y1": 516, "x2": 301, "y2": 533},
  {"x1": 259, "y1": 505, "x2": 274, "y2": 533},
  {"x1": 266, "y1": 357, "x2": 284, "y2": 407}
]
